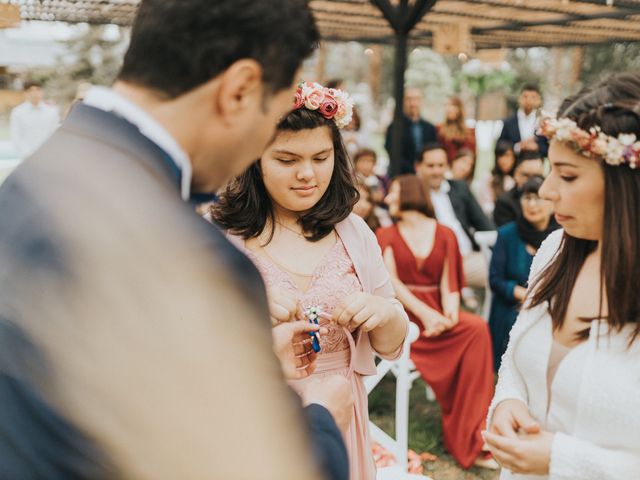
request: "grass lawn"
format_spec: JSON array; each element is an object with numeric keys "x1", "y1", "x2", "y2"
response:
[{"x1": 369, "y1": 374, "x2": 499, "y2": 480}]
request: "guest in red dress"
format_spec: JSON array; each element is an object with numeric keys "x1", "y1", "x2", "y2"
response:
[
  {"x1": 376, "y1": 175, "x2": 497, "y2": 470},
  {"x1": 436, "y1": 96, "x2": 476, "y2": 165}
]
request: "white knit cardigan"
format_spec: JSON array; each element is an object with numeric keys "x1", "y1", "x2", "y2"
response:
[{"x1": 488, "y1": 229, "x2": 640, "y2": 480}]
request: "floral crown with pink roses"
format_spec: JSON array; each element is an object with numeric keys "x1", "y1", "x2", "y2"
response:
[
  {"x1": 539, "y1": 116, "x2": 640, "y2": 169},
  {"x1": 293, "y1": 81, "x2": 354, "y2": 129}
]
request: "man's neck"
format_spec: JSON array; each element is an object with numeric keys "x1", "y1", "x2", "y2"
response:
[{"x1": 520, "y1": 108, "x2": 534, "y2": 116}]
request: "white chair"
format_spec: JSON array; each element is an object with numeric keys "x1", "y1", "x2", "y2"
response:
[
  {"x1": 364, "y1": 322, "x2": 433, "y2": 480},
  {"x1": 473, "y1": 230, "x2": 498, "y2": 320}
]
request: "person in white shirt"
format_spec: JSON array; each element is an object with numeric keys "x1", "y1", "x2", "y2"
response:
[
  {"x1": 10, "y1": 81, "x2": 60, "y2": 160},
  {"x1": 484, "y1": 72, "x2": 640, "y2": 479},
  {"x1": 497, "y1": 84, "x2": 548, "y2": 158},
  {"x1": 415, "y1": 144, "x2": 495, "y2": 304}
]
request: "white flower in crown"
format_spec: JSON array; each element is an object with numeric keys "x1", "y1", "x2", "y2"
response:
[
  {"x1": 539, "y1": 115, "x2": 640, "y2": 168},
  {"x1": 618, "y1": 133, "x2": 637, "y2": 146}
]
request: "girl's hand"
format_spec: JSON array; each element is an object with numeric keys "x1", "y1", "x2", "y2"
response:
[
  {"x1": 333, "y1": 292, "x2": 396, "y2": 333},
  {"x1": 482, "y1": 429, "x2": 554, "y2": 475},
  {"x1": 266, "y1": 287, "x2": 299, "y2": 326}
]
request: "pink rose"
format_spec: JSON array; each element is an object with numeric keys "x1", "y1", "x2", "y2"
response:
[
  {"x1": 293, "y1": 90, "x2": 304, "y2": 109},
  {"x1": 318, "y1": 94, "x2": 338, "y2": 119},
  {"x1": 304, "y1": 89, "x2": 324, "y2": 110}
]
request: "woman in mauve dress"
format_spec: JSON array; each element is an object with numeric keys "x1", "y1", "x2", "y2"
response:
[
  {"x1": 212, "y1": 82, "x2": 408, "y2": 480},
  {"x1": 376, "y1": 174, "x2": 497, "y2": 470}
]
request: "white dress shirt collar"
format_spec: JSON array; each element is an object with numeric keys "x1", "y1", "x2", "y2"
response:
[
  {"x1": 517, "y1": 108, "x2": 537, "y2": 142},
  {"x1": 83, "y1": 86, "x2": 193, "y2": 201}
]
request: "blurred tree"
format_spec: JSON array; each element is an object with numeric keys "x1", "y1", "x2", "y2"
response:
[
  {"x1": 580, "y1": 43, "x2": 640, "y2": 86},
  {"x1": 32, "y1": 25, "x2": 128, "y2": 107}
]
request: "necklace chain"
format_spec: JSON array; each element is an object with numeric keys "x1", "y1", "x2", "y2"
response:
[{"x1": 275, "y1": 219, "x2": 306, "y2": 238}]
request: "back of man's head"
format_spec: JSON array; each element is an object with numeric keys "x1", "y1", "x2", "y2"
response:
[{"x1": 118, "y1": 0, "x2": 319, "y2": 98}]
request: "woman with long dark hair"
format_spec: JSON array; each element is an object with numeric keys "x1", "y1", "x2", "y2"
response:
[
  {"x1": 484, "y1": 73, "x2": 640, "y2": 478},
  {"x1": 437, "y1": 96, "x2": 476, "y2": 165},
  {"x1": 473, "y1": 140, "x2": 516, "y2": 216},
  {"x1": 213, "y1": 82, "x2": 408, "y2": 480}
]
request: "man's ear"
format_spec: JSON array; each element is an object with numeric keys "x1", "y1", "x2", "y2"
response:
[{"x1": 213, "y1": 59, "x2": 264, "y2": 125}]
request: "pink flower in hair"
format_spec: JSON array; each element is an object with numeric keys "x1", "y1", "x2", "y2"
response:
[
  {"x1": 318, "y1": 93, "x2": 338, "y2": 119},
  {"x1": 293, "y1": 90, "x2": 304, "y2": 109}
]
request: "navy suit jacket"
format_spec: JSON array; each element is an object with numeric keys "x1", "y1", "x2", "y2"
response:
[
  {"x1": 0, "y1": 104, "x2": 348, "y2": 480},
  {"x1": 385, "y1": 115, "x2": 437, "y2": 175},
  {"x1": 446, "y1": 180, "x2": 495, "y2": 250},
  {"x1": 498, "y1": 114, "x2": 549, "y2": 157}
]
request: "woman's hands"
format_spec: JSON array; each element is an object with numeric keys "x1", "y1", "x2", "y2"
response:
[
  {"x1": 483, "y1": 399, "x2": 552, "y2": 475},
  {"x1": 482, "y1": 429, "x2": 554, "y2": 475},
  {"x1": 415, "y1": 304, "x2": 455, "y2": 337},
  {"x1": 332, "y1": 292, "x2": 397, "y2": 332}
]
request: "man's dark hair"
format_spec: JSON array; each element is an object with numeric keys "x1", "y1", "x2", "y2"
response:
[
  {"x1": 118, "y1": 0, "x2": 319, "y2": 98},
  {"x1": 23, "y1": 81, "x2": 42, "y2": 91},
  {"x1": 213, "y1": 108, "x2": 359, "y2": 242},
  {"x1": 515, "y1": 150, "x2": 543, "y2": 169},
  {"x1": 417, "y1": 142, "x2": 446, "y2": 163},
  {"x1": 521, "y1": 83, "x2": 541, "y2": 94},
  {"x1": 520, "y1": 175, "x2": 545, "y2": 196}
]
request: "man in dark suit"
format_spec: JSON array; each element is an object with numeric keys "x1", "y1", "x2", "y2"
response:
[
  {"x1": 498, "y1": 84, "x2": 548, "y2": 158},
  {"x1": 385, "y1": 87, "x2": 438, "y2": 175},
  {"x1": 0, "y1": 1, "x2": 350, "y2": 479},
  {"x1": 494, "y1": 151, "x2": 545, "y2": 227},
  {"x1": 416, "y1": 144, "x2": 495, "y2": 291}
]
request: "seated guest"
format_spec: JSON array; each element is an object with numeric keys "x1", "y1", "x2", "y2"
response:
[
  {"x1": 353, "y1": 148, "x2": 389, "y2": 204},
  {"x1": 493, "y1": 150, "x2": 544, "y2": 227},
  {"x1": 415, "y1": 143, "x2": 494, "y2": 295},
  {"x1": 450, "y1": 148, "x2": 475, "y2": 184},
  {"x1": 353, "y1": 181, "x2": 392, "y2": 232},
  {"x1": 437, "y1": 96, "x2": 476, "y2": 165},
  {"x1": 472, "y1": 140, "x2": 516, "y2": 216},
  {"x1": 488, "y1": 175, "x2": 558, "y2": 371},
  {"x1": 377, "y1": 175, "x2": 496, "y2": 470}
]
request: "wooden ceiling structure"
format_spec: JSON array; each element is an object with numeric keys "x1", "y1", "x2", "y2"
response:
[
  {"x1": 6, "y1": 0, "x2": 640, "y2": 174},
  {"x1": 6, "y1": 0, "x2": 640, "y2": 49}
]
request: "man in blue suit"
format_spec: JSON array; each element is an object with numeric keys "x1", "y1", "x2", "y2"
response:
[
  {"x1": 498, "y1": 84, "x2": 548, "y2": 158},
  {"x1": 0, "y1": 1, "x2": 350, "y2": 479},
  {"x1": 385, "y1": 87, "x2": 438, "y2": 175}
]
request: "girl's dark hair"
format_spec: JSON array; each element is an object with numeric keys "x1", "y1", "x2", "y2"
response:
[
  {"x1": 528, "y1": 72, "x2": 640, "y2": 344},
  {"x1": 212, "y1": 108, "x2": 359, "y2": 242},
  {"x1": 394, "y1": 174, "x2": 435, "y2": 219},
  {"x1": 491, "y1": 140, "x2": 516, "y2": 198}
]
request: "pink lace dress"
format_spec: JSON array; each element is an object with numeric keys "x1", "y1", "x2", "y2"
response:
[{"x1": 246, "y1": 238, "x2": 376, "y2": 480}]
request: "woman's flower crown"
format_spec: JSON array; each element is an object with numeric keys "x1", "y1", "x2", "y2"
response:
[
  {"x1": 293, "y1": 81, "x2": 354, "y2": 129},
  {"x1": 539, "y1": 116, "x2": 639, "y2": 169}
]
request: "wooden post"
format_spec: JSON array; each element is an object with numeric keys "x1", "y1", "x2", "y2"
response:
[{"x1": 370, "y1": 0, "x2": 437, "y2": 177}]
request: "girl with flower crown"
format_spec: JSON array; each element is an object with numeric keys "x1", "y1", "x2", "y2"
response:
[
  {"x1": 213, "y1": 82, "x2": 409, "y2": 480},
  {"x1": 484, "y1": 73, "x2": 640, "y2": 479}
]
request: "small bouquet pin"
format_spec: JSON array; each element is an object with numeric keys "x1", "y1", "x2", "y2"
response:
[{"x1": 303, "y1": 306, "x2": 331, "y2": 353}]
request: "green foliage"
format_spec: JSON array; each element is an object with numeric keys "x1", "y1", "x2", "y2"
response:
[
  {"x1": 31, "y1": 25, "x2": 128, "y2": 105},
  {"x1": 580, "y1": 43, "x2": 640, "y2": 86}
]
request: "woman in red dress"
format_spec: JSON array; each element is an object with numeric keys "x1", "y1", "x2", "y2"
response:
[
  {"x1": 436, "y1": 96, "x2": 476, "y2": 165},
  {"x1": 376, "y1": 175, "x2": 497, "y2": 470}
]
